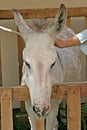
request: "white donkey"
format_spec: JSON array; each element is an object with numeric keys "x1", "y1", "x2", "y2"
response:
[{"x1": 12, "y1": 4, "x2": 81, "y2": 130}]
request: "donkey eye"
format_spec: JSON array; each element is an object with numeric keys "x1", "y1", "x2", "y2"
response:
[
  {"x1": 50, "y1": 61, "x2": 56, "y2": 69},
  {"x1": 25, "y1": 61, "x2": 31, "y2": 69}
]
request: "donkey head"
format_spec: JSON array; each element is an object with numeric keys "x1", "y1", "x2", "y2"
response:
[{"x1": 13, "y1": 4, "x2": 66, "y2": 117}]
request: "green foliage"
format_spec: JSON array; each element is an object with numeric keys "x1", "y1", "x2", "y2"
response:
[
  {"x1": 57, "y1": 104, "x2": 67, "y2": 130},
  {"x1": 81, "y1": 103, "x2": 87, "y2": 130},
  {"x1": 13, "y1": 109, "x2": 30, "y2": 130},
  {"x1": 57, "y1": 102, "x2": 87, "y2": 130}
]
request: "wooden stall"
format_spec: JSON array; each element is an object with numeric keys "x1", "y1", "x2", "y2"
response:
[{"x1": 0, "y1": 6, "x2": 87, "y2": 130}]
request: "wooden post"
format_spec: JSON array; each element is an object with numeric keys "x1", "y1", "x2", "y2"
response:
[
  {"x1": 17, "y1": 29, "x2": 26, "y2": 112},
  {"x1": 0, "y1": 50, "x2": 2, "y2": 86},
  {"x1": 67, "y1": 17, "x2": 71, "y2": 27},
  {"x1": 85, "y1": 17, "x2": 87, "y2": 81},
  {"x1": 36, "y1": 119, "x2": 45, "y2": 130},
  {"x1": 67, "y1": 86, "x2": 81, "y2": 130},
  {"x1": 1, "y1": 89, "x2": 13, "y2": 130}
]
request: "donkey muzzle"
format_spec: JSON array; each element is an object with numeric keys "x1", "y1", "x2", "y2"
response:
[{"x1": 33, "y1": 104, "x2": 50, "y2": 117}]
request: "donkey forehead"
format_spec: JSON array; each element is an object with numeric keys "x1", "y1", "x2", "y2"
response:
[
  {"x1": 23, "y1": 44, "x2": 57, "y2": 62},
  {"x1": 23, "y1": 34, "x2": 57, "y2": 63},
  {"x1": 26, "y1": 31, "x2": 54, "y2": 45}
]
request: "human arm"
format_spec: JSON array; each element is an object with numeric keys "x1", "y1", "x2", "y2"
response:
[
  {"x1": 55, "y1": 29, "x2": 87, "y2": 48},
  {"x1": 54, "y1": 36, "x2": 80, "y2": 48},
  {"x1": 55, "y1": 29, "x2": 87, "y2": 55}
]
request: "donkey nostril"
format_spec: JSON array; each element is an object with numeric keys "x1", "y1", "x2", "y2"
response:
[
  {"x1": 42, "y1": 107, "x2": 46, "y2": 116},
  {"x1": 33, "y1": 105, "x2": 41, "y2": 117},
  {"x1": 46, "y1": 105, "x2": 50, "y2": 112},
  {"x1": 33, "y1": 106, "x2": 37, "y2": 113},
  {"x1": 33, "y1": 106, "x2": 40, "y2": 114}
]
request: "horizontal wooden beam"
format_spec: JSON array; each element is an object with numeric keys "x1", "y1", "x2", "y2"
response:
[
  {"x1": 0, "y1": 7, "x2": 87, "y2": 20},
  {"x1": 52, "y1": 82, "x2": 87, "y2": 98},
  {"x1": 0, "y1": 86, "x2": 30, "y2": 101},
  {"x1": 0, "y1": 82, "x2": 87, "y2": 102}
]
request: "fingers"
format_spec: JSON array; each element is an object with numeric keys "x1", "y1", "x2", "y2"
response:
[{"x1": 54, "y1": 39, "x2": 66, "y2": 48}]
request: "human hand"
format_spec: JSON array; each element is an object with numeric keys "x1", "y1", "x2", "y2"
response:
[
  {"x1": 54, "y1": 39, "x2": 67, "y2": 48},
  {"x1": 54, "y1": 36, "x2": 80, "y2": 48}
]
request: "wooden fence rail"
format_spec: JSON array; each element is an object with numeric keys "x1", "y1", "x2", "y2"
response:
[
  {"x1": 0, "y1": 82, "x2": 87, "y2": 130},
  {"x1": 0, "y1": 7, "x2": 87, "y2": 20}
]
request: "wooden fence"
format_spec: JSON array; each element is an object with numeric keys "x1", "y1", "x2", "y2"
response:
[{"x1": 0, "y1": 82, "x2": 87, "y2": 130}]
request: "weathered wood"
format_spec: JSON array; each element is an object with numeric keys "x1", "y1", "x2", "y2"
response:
[
  {"x1": 0, "y1": 42, "x2": 2, "y2": 86},
  {"x1": 0, "y1": 82, "x2": 87, "y2": 102},
  {"x1": 36, "y1": 119, "x2": 45, "y2": 130},
  {"x1": 17, "y1": 29, "x2": 25, "y2": 83},
  {"x1": 85, "y1": 17, "x2": 87, "y2": 81},
  {"x1": 52, "y1": 82, "x2": 87, "y2": 98},
  {"x1": 0, "y1": 7, "x2": 87, "y2": 20},
  {"x1": 17, "y1": 29, "x2": 26, "y2": 112},
  {"x1": 67, "y1": 17, "x2": 71, "y2": 27},
  {"x1": 0, "y1": 83, "x2": 86, "y2": 130},
  {"x1": 1, "y1": 89, "x2": 13, "y2": 130},
  {"x1": 67, "y1": 86, "x2": 81, "y2": 130},
  {"x1": 0, "y1": 37, "x2": 2, "y2": 130},
  {"x1": 10, "y1": 86, "x2": 30, "y2": 101}
]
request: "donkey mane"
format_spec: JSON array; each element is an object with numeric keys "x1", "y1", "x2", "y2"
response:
[{"x1": 28, "y1": 18, "x2": 53, "y2": 31}]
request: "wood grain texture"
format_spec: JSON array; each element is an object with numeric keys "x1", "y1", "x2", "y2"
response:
[
  {"x1": 85, "y1": 17, "x2": 87, "y2": 81},
  {"x1": 0, "y1": 83, "x2": 87, "y2": 130},
  {"x1": 0, "y1": 7, "x2": 87, "y2": 20},
  {"x1": 1, "y1": 89, "x2": 13, "y2": 130},
  {"x1": 36, "y1": 119, "x2": 45, "y2": 130},
  {"x1": 0, "y1": 46, "x2": 2, "y2": 86},
  {"x1": 67, "y1": 86, "x2": 81, "y2": 130},
  {"x1": 0, "y1": 82, "x2": 87, "y2": 101}
]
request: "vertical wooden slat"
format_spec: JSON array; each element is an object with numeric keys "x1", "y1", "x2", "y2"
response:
[
  {"x1": 67, "y1": 86, "x2": 81, "y2": 130},
  {"x1": 36, "y1": 119, "x2": 45, "y2": 130},
  {"x1": 1, "y1": 89, "x2": 13, "y2": 130},
  {"x1": 17, "y1": 29, "x2": 25, "y2": 83},
  {"x1": 17, "y1": 29, "x2": 26, "y2": 112},
  {"x1": 85, "y1": 17, "x2": 87, "y2": 80},
  {"x1": 0, "y1": 37, "x2": 2, "y2": 86},
  {"x1": 67, "y1": 17, "x2": 71, "y2": 27},
  {"x1": 0, "y1": 40, "x2": 1, "y2": 129}
]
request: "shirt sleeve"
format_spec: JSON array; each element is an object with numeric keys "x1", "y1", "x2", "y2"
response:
[
  {"x1": 79, "y1": 44, "x2": 87, "y2": 55},
  {"x1": 76, "y1": 29, "x2": 87, "y2": 43},
  {"x1": 76, "y1": 29, "x2": 87, "y2": 55}
]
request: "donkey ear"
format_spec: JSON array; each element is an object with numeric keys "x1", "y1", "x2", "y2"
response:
[
  {"x1": 13, "y1": 9, "x2": 33, "y2": 41},
  {"x1": 46, "y1": 4, "x2": 67, "y2": 39},
  {"x1": 55, "y1": 4, "x2": 67, "y2": 32}
]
